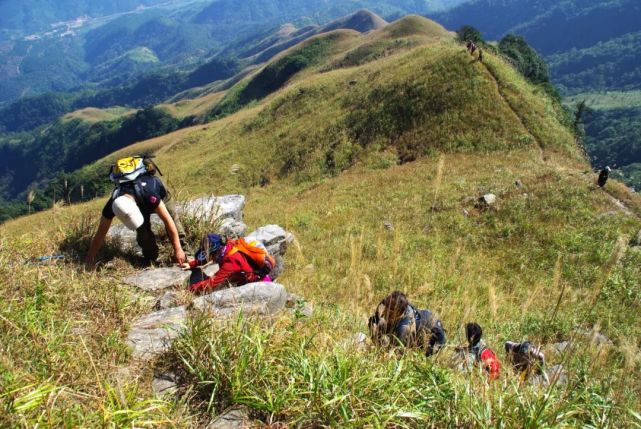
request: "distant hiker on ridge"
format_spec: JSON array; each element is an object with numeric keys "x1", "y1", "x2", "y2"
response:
[
  {"x1": 186, "y1": 233, "x2": 275, "y2": 293},
  {"x1": 368, "y1": 291, "x2": 446, "y2": 356},
  {"x1": 597, "y1": 166, "x2": 611, "y2": 187},
  {"x1": 478, "y1": 48, "x2": 483, "y2": 62},
  {"x1": 85, "y1": 156, "x2": 186, "y2": 268}
]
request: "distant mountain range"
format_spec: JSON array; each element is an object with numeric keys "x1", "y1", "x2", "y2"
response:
[{"x1": 0, "y1": 0, "x2": 467, "y2": 106}]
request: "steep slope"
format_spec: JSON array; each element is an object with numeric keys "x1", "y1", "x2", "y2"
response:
[{"x1": 1, "y1": 15, "x2": 641, "y2": 427}]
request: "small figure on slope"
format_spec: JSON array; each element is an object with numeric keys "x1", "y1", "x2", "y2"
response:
[{"x1": 597, "y1": 166, "x2": 611, "y2": 188}]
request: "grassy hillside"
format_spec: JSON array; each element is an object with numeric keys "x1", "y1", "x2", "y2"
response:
[
  {"x1": 2, "y1": 16, "x2": 641, "y2": 427},
  {"x1": 430, "y1": 0, "x2": 641, "y2": 194}
]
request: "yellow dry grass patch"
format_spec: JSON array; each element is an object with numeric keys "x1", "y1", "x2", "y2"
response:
[
  {"x1": 159, "y1": 91, "x2": 226, "y2": 119},
  {"x1": 62, "y1": 107, "x2": 135, "y2": 123}
]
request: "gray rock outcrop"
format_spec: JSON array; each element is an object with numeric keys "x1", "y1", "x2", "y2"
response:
[
  {"x1": 152, "y1": 371, "x2": 178, "y2": 398},
  {"x1": 245, "y1": 224, "x2": 294, "y2": 278},
  {"x1": 154, "y1": 292, "x2": 179, "y2": 310},
  {"x1": 245, "y1": 224, "x2": 293, "y2": 257},
  {"x1": 531, "y1": 364, "x2": 568, "y2": 387},
  {"x1": 553, "y1": 341, "x2": 571, "y2": 354},
  {"x1": 477, "y1": 193, "x2": 497, "y2": 208},
  {"x1": 127, "y1": 306, "x2": 188, "y2": 360},
  {"x1": 344, "y1": 332, "x2": 368, "y2": 352},
  {"x1": 220, "y1": 219, "x2": 248, "y2": 239},
  {"x1": 127, "y1": 282, "x2": 288, "y2": 361},
  {"x1": 206, "y1": 407, "x2": 252, "y2": 429},
  {"x1": 285, "y1": 293, "x2": 313, "y2": 318},
  {"x1": 123, "y1": 267, "x2": 191, "y2": 291},
  {"x1": 107, "y1": 214, "x2": 163, "y2": 253},
  {"x1": 192, "y1": 282, "x2": 287, "y2": 316},
  {"x1": 178, "y1": 195, "x2": 245, "y2": 222}
]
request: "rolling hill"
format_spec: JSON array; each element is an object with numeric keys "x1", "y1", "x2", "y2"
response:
[
  {"x1": 1, "y1": 15, "x2": 640, "y2": 427},
  {"x1": 0, "y1": 10, "x2": 393, "y2": 221}
]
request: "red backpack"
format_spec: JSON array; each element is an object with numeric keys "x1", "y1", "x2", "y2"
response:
[{"x1": 480, "y1": 348, "x2": 501, "y2": 380}]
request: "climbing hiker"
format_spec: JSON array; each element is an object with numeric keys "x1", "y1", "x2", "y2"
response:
[
  {"x1": 478, "y1": 48, "x2": 483, "y2": 62},
  {"x1": 597, "y1": 166, "x2": 611, "y2": 187},
  {"x1": 466, "y1": 40, "x2": 472, "y2": 53},
  {"x1": 187, "y1": 233, "x2": 275, "y2": 293},
  {"x1": 85, "y1": 155, "x2": 186, "y2": 268},
  {"x1": 368, "y1": 291, "x2": 446, "y2": 356},
  {"x1": 505, "y1": 341, "x2": 545, "y2": 379},
  {"x1": 470, "y1": 42, "x2": 477, "y2": 56},
  {"x1": 462, "y1": 322, "x2": 501, "y2": 379}
]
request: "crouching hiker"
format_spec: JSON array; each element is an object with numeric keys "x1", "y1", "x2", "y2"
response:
[
  {"x1": 505, "y1": 341, "x2": 545, "y2": 380},
  {"x1": 186, "y1": 233, "x2": 275, "y2": 293},
  {"x1": 463, "y1": 322, "x2": 501, "y2": 380},
  {"x1": 368, "y1": 291, "x2": 446, "y2": 356},
  {"x1": 85, "y1": 156, "x2": 185, "y2": 268}
]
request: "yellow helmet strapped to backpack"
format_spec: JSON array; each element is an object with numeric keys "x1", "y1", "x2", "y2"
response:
[{"x1": 109, "y1": 155, "x2": 162, "y2": 184}]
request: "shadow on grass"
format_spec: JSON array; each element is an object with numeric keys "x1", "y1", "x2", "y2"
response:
[{"x1": 57, "y1": 215, "x2": 157, "y2": 269}]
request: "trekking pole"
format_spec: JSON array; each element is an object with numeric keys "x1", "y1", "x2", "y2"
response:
[{"x1": 26, "y1": 254, "x2": 65, "y2": 265}]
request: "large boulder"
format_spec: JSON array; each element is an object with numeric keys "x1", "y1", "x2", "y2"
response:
[
  {"x1": 178, "y1": 195, "x2": 245, "y2": 222},
  {"x1": 123, "y1": 267, "x2": 191, "y2": 292},
  {"x1": 191, "y1": 282, "x2": 287, "y2": 316},
  {"x1": 127, "y1": 306, "x2": 188, "y2": 360},
  {"x1": 245, "y1": 224, "x2": 293, "y2": 257},
  {"x1": 154, "y1": 292, "x2": 179, "y2": 310},
  {"x1": 220, "y1": 219, "x2": 248, "y2": 239},
  {"x1": 127, "y1": 282, "x2": 288, "y2": 360}
]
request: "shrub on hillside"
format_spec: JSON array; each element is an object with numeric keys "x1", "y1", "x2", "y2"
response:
[
  {"x1": 498, "y1": 34, "x2": 549, "y2": 85},
  {"x1": 457, "y1": 25, "x2": 483, "y2": 44}
]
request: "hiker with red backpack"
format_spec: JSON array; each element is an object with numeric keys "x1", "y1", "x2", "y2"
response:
[
  {"x1": 463, "y1": 322, "x2": 501, "y2": 380},
  {"x1": 85, "y1": 155, "x2": 186, "y2": 268},
  {"x1": 186, "y1": 233, "x2": 275, "y2": 293}
]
